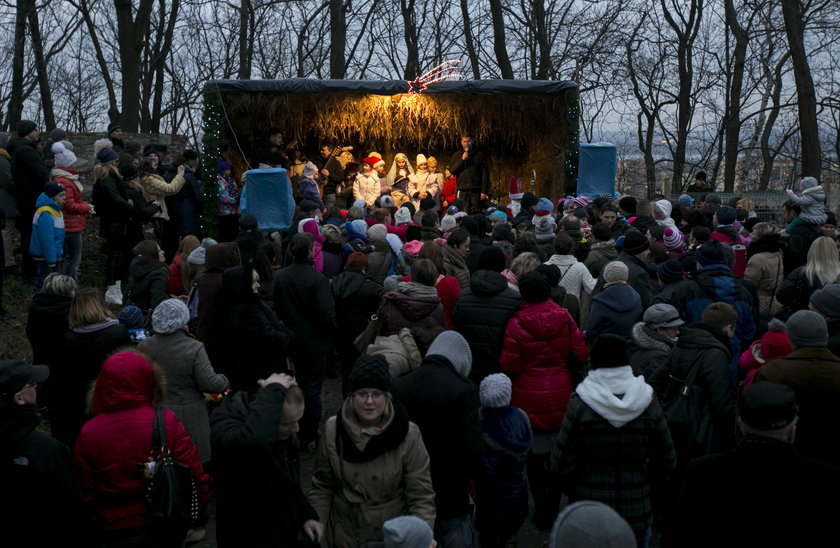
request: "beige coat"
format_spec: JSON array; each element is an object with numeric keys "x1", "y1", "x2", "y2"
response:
[
  {"x1": 309, "y1": 399, "x2": 436, "y2": 547},
  {"x1": 140, "y1": 173, "x2": 186, "y2": 220},
  {"x1": 744, "y1": 250, "x2": 784, "y2": 315}
]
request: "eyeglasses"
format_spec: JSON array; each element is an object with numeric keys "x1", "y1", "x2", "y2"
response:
[{"x1": 353, "y1": 390, "x2": 385, "y2": 401}]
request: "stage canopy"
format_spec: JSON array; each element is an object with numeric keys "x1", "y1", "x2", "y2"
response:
[{"x1": 200, "y1": 78, "x2": 579, "y2": 232}]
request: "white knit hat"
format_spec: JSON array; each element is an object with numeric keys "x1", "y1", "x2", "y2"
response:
[
  {"x1": 480, "y1": 373, "x2": 512, "y2": 408},
  {"x1": 426, "y1": 331, "x2": 472, "y2": 377}
]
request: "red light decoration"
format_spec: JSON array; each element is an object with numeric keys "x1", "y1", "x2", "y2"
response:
[{"x1": 407, "y1": 60, "x2": 463, "y2": 94}]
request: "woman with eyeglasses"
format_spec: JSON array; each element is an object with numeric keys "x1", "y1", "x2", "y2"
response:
[{"x1": 309, "y1": 355, "x2": 436, "y2": 547}]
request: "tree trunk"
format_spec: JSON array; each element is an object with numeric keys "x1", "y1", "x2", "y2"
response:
[
  {"x1": 27, "y1": 5, "x2": 56, "y2": 130},
  {"x1": 459, "y1": 0, "x2": 480, "y2": 79},
  {"x1": 532, "y1": 0, "x2": 551, "y2": 79},
  {"x1": 722, "y1": 0, "x2": 748, "y2": 192},
  {"x1": 780, "y1": 0, "x2": 821, "y2": 180},
  {"x1": 8, "y1": 0, "x2": 30, "y2": 128},
  {"x1": 149, "y1": 0, "x2": 180, "y2": 133},
  {"x1": 114, "y1": 0, "x2": 155, "y2": 132},
  {"x1": 329, "y1": 0, "x2": 346, "y2": 78},
  {"x1": 238, "y1": 0, "x2": 252, "y2": 79},
  {"x1": 489, "y1": 0, "x2": 513, "y2": 79},
  {"x1": 400, "y1": 0, "x2": 419, "y2": 80}
]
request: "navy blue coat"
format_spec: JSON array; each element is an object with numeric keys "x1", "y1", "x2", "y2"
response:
[{"x1": 586, "y1": 283, "x2": 642, "y2": 342}]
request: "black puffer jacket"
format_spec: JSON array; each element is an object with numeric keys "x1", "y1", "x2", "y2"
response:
[
  {"x1": 210, "y1": 385, "x2": 319, "y2": 547},
  {"x1": 650, "y1": 323, "x2": 735, "y2": 456},
  {"x1": 453, "y1": 270, "x2": 521, "y2": 384},
  {"x1": 391, "y1": 354, "x2": 481, "y2": 521},
  {"x1": 127, "y1": 255, "x2": 169, "y2": 314}
]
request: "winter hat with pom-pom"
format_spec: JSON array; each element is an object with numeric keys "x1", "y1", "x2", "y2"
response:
[
  {"x1": 760, "y1": 318, "x2": 792, "y2": 361},
  {"x1": 52, "y1": 141, "x2": 77, "y2": 169},
  {"x1": 663, "y1": 227, "x2": 684, "y2": 252}
]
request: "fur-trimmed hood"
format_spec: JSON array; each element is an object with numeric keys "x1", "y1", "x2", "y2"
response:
[{"x1": 631, "y1": 322, "x2": 676, "y2": 353}]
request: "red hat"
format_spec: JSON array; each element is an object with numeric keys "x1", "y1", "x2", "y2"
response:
[
  {"x1": 760, "y1": 318, "x2": 792, "y2": 361},
  {"x1": 509, "y1": 177, "x2": 524, "y2": 199},
  {"x1": 362, "y1": 156, "x2": 381, "y2": 168}
]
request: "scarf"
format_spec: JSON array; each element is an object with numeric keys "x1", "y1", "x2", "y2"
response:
[{"x1": 575, "y1": 366, "x2": 653, "y2": 428}]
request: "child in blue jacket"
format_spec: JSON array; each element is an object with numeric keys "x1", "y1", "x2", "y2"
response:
[
  {"x1": 476, "y1": 373, "x2": 533, "y2": 548},
  {"x1": 30, "y1": 181, "x2": 66, "y2": 291}
]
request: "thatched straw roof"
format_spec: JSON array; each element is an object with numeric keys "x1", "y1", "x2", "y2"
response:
[{"x1": 204, "y1": 79, "x2": 579, "y2": 201}]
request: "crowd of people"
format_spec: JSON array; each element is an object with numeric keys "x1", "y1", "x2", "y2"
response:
[{"x1": 2, "y1": 121, "x2": 840, "y2": 548}]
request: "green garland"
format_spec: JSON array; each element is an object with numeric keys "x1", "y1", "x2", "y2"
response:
[
  {"x1": 200, "y1": 84, "x2": 222, "y2": 240},
  {"x1": 564, "y1": 87, "x2": 580, "y2": 196}
]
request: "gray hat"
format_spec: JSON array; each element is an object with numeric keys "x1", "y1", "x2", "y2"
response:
[
  {"x1": 380, "y1": 195, "x2": 396, "y2": 209},
  {"x1": 643, "y1": 303, "x2": 685, "y2": 329},
  {"x1": 383, "y1": 516, "x2": 433, "y2": 548},
  {"x1": 786, "y1": 310, "x2": 828, "y2": 348},
  {"x1": 187, "y1": 237, "x2": 217, "y2": 265},
  {"x1": 549, "y1": 501, "x2": 636, "y2": 548},
  {"x1": 479, "y1": 373, "x2": 512, "y2": 408},
  {"x1": 152, "y1": 299, "x2": 190, "y2": 335},
  {"x1": 810, "y1": 284, "x2": 840, "y2": 319},
  {"x1": 602, "y1": 261, "x2": 629, "y2": 286},
  {"x1": 426, "y1": 330, "x2": 472, "y2": 378}
]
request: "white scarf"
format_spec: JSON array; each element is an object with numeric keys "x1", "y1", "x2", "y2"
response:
[{"x1": 575, "y1": 366, "x2": 653, "y2": 428}]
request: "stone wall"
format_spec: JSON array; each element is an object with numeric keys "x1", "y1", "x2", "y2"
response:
[{"x1": 66, "y1": 131, "x2": 188, "y2": 183}]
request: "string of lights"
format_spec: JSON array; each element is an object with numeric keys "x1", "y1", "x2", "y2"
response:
[{"x1": 407, "y1": 60, "x2": 463, "y2": 94}]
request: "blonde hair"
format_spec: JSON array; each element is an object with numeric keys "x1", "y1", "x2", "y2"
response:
[
  {"x1": 751, "y1": 222, "x2": 777, "y2": 240},
  {"x1": 93, "y1": 162, "x2": 120, "y2": 182},
  {"x1": 41, "y1": 273, "x2": 77, "y2": 298},
  {"x1": 510, "y1": 252, "x2": 541, "y2": 279},
  {"x1": 737, "y1": 199, "x2": 755, "y2": 212},
  {"x1": 805, "y1": 236, "x2": 840, "y2": 287},
  {"x1": 68, "y1": 288, "x2": 114, "y2": 329}
]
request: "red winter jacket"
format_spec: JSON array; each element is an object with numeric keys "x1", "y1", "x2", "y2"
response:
[
  {"x1": 500, "y1": 300, "x2": 588, "y2": 432},
  {"x1": 74, "y1": 352, "x2": 210, "y2": 532},
  {"x1": 53, "y1": 170, "x2": 91, "y2": 233},
  {"x1": 167, "y1": 254, "x2": 186, "y2": 296}
]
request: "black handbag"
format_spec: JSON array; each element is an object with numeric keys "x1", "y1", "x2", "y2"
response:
[
  {"x1": 144, "y1": 408, "x2": 199, "y2": 545},
  {"x1": 353, "y1": 304, "x2": 384, "y2": 354}
]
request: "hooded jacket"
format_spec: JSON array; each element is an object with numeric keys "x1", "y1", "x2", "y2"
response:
[
  {"x1": 210, "y1": 385, "x2": 319, "y2": 547},
  {"x1": 442, "y1": 243, "x2": 470, "y2": 289},
  {"x1": 332, "y1": 269, "x2": 383, "y2": 345},
  {"x1": 74, "y1": 352, "x2": 210, "y2": 532},
  {"x1": 127, "y1": 255, "x2": 168, "y2": 313},
  {"x1": 380, "y1": 282, "x2": 446, "y2": 349},
  {"x1": 744, "y1": 235, "x2": 785, "y2": 315},
  {"x1": 584, "y1": 241, "x2": 619, "y2": 278},
  {"x1": 628, "y1": 322, "x2": 676, "y2": 379},
  {"x1": 453, "y1": 270, "x2": 522, "y2": 383},
  {"x1": 500, "y1": 299, "x2": 589, "y2": 432},
  {"x1": 29, "y1": 192, "x2": 64, "y2": 265},
  {"x1": 586, "y1": 283, "x2": 642, "y2": 342},
  {"x1": 710, "y1": 225, "x2": 747, "y2": 277}
]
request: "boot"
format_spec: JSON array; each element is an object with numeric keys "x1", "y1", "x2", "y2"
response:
[{"x1": 105, "y1": 284, "x2": 123, "y2": 305}]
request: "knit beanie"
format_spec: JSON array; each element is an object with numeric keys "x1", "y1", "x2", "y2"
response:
[
  {"x1": 618, "y1": 196, "x2": 637, "y2": 215},
  {"x1": 662, "y1": 227, "x2": 684, "y2": 252},
  {"x1": 52, "y1": 141, "x2": 77, "y2": 169},
  {"x1": 350, "y1": 219, "x2": 368, "y2": 236},
  {"x1": 218, "y1": 160, "x2": 232, "y2": 174},
  {"x1": 152, "y1": 299, "x2": 190, "y2": 335},
  {"x1": 420, "y1": 196, "x2": 436, "y2": 211},
  {"x1": 50, "y1": 128, "x2": 68, "y2": 142},
  {"x1": 353, "y1": 199, "x2": 366, "y2": 210},
  {"x1": 118, "y1": 306, "x2": 145, "y2": 330},
  {"x1": 380, "y1": 195, "x2": 396, "y2": 209},
  {"x1": 43, "y1": 181, "x2": 65, "y2": 198},
  {"x1": 426, "y1": 331, "x2": 473, "y2": 378},
  {"x1": 810, "y1": 284, "x2": 840, "y2": 319},
  {"x1": 760, "y1": 318, "x2": 792, "y2": 361},
  {"x1": 535, "y1": 197, "x2": 554, "y2": 216},
  {"x1": 739, "y1": 382, "x2": 798, "y2": 431},
  {"x1": 657, "y1": 260, "x2": 685, "y2": 284},
  {"x1": 521, "y1": 192, "x2": 538, "y2": 210},
  {"x1": 239, "y1": 215, "x2": 258, "y2": 230},
  {"x1": 602, "y1": 261, "x2": 628, "y2": 286},
  {"x1": 348, "y1": 355, "x2": 391, "y2": 394},
  {"x1": 394, "y1": 207, "x2": 412, "y2": 226},
  {"x1": 573, "y1": 196, "x2": 591, "y2": 208},
  {"x1": 299, "y1": 200, "x2": 319, "y2": 213},
  {"x1": 536, "y1": 264, "x2": 561, "y2": 287},
  {"x1": 493, "y1": 222, "x2": 513, "y2": 242},
  {"x1": 589, "y1": 334, "x2": 629, "y2": 369},
  {"x1": 478, "y1": 246, "x2": 506, "y2": 273},
  {"x1": 15, "y1": 120, "x2": 36, "y2": 137},
  {"x1": 383, "y1": 516, "x2": 434, "y2": 548},
  {"x1": 345, "y1": 251, "x2": 368, "y2": 271},
  {"x1": 187, "y1": 237, "x2": 217, "y2": 265},
  {"x1": 519, "y1": 271, "x2": 551, "y2": 303},
  {"x1": 695, "y1": 240, "x2": 728, "y2": 266},
  {"x1": 715, "y1": 205, "x2": 737, "y2": 226},
  {"x1": 368, "y1": 224, "x2": 388, "y2": 242},
  {"x1": 96, "y1": 146, "x2": 119, "y2": 164},
  {"x1": 621, "y1": 229, "x2": 649, "y2": 255},
  {"x1": 303, "y1": 161, "x2": 317, "y2": 178},
  {"x1": 533, "y1": 214, "x2": 557, "y2": 237},
  {"x1": 440, "y1": 214, "x2": 457, "y2": 232},
  {"x1": 549, "y1": 501, "x2": 637, "y2": 548},
  {"x1": 479, "y1": 373, "x2": 512, "y2": 408},
  {"x1": 785, "y1": 310, "x2": 828, "y2": 348}
]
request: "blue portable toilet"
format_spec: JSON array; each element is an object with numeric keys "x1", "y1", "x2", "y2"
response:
[{"x1": 577, "y1": 143, "x2": 617, "y2": 197}]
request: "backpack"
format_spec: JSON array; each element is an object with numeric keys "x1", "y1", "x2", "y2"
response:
[{"x1": 659, "y1": 350, "x2": 713, "y2": 457}]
